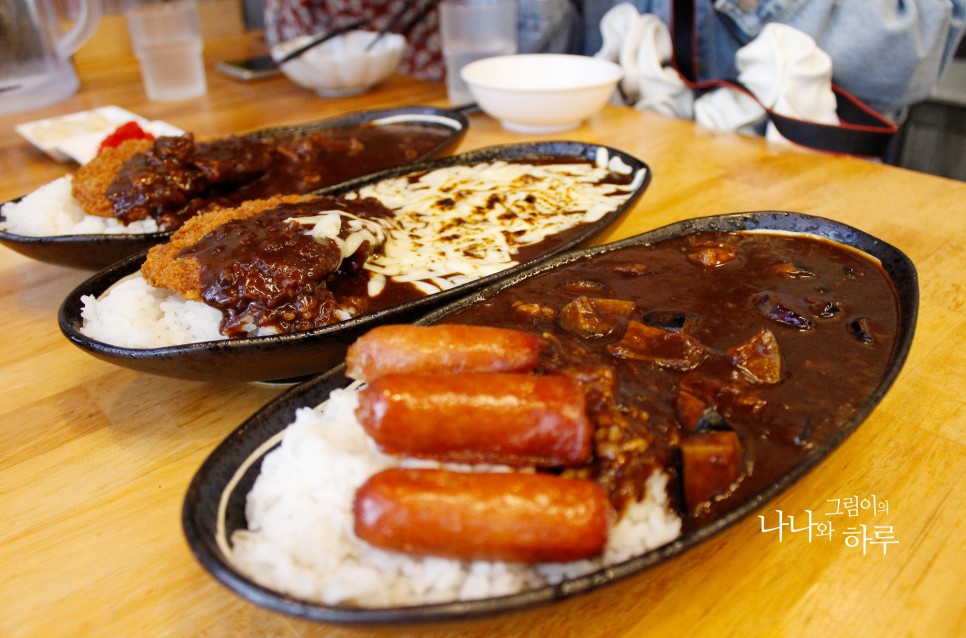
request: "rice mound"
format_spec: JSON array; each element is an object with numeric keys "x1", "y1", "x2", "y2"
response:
[
  {"x1": 79, "y1": 275, "x2": 224, "y2": 348},
  {"x1": 230, "y1": 389, "x2": 682, "y2": 608},
  {"x1": 0, "y1": 176, "x2": 159, "y2": 236}
]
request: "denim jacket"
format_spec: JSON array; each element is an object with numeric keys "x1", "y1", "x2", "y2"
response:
[{"x1": 577, "y1": 0, "x2": 966, "y2": 120}]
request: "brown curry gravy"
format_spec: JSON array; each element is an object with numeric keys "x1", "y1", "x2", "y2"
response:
[
  {"x1": 177, "y1": 196, "x2": 402, "y2": 337},
  {"x1": 442, "y1": 231, "x2": 902, "y2": 528}
]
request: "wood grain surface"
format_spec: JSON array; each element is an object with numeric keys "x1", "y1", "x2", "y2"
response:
[{"x1": 1, "y1": 13, "x2": 963, "y2": 638}]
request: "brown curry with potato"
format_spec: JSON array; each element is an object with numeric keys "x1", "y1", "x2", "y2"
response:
[{"x1": 442, "y1": 230, "x2": 902, "y2": 528}]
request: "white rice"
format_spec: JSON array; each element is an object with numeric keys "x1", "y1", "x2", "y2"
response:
[
  {"x1": 0, "y1": 175, "x2": 159, "y2": 236},
  {"x1": 229, "y1": 388, "x2": 682, "y2": 607},
  {"x1": 79, "y1": 275, "x2": 224, "y2": 348}
]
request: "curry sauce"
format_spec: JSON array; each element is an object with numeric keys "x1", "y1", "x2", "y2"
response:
[{"x1": 443, "y1": 231, "x2": 902, "y2": 527}]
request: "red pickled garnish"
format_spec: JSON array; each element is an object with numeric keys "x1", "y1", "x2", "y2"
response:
[{"x1": 97, "y1": 121, "x2": 155, "y2": 153}]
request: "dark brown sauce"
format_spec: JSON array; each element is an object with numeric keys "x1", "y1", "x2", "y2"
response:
[
  {"x1": 107, "y1": 122, "x2": 455, "y2": 231},
  {"x1": 176, "y1": 195, "x2": 422, "y2": 337},
  {"x1": 442, "y1": 232, "x2": 901, "y2": 529}
]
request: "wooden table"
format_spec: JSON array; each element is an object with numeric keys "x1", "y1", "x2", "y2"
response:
[{"x1": 2, "y1": 21, "x2": 964, "y2": 638}]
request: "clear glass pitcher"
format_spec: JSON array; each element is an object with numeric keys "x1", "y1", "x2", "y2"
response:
[{"x1": 0, "y1": 0, "x2": 102, "y2": 115}]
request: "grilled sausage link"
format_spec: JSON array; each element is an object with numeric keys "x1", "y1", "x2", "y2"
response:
[
  {"x1": 344, "y1": 324, "x2": 545, "y2": 381},
  {"x1": 355, "y1": 372, "x2": 593, "y2": 467},
  {"x1": 353, "y1": 468, "x2": 610, "y2": 562}
]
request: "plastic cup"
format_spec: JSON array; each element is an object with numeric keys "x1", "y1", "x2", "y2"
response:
[
  {"x1": 124, "y1": 0, "x2": 207, "y2": 101},
  {"x1": 438, "y1": 0, "x2": 518, "y2": 105}
]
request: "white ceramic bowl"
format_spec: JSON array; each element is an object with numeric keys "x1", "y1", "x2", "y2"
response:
[
  {"x1": 460, "y1": 54, "x2": 624, "y2": 133},
  {"x1": 272, "y1": 31, "x2": 406, "y2": 97}
]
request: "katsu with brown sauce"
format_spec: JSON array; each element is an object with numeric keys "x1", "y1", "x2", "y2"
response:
[
  {"x1": 71, "y1": 122, "x2": 454, "y2": 231},
  {"x1": 141, "y1": 193, "x2": 405, "y2": 337}
]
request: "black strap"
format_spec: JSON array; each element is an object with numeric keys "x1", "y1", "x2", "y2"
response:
[{"x1": 669, "y1": 0, "x2": 897, "y2": 157}]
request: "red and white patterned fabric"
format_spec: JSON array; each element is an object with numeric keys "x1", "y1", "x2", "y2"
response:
[{"x1": 264, "y1": 0, "x2": 445, "y2": 81}]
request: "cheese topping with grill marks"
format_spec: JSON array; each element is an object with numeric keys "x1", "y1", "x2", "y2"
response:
[{"x1": 303, "y1": 150, "x2": 647, "y2": 295}]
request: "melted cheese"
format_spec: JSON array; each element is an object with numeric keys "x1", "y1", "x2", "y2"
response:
[
  {"x1": 287, "y1": 210, "x2": 389, "y2": 263},
  {"x1": 325, "y1": 150, "x2": 646, "y2": 295}
]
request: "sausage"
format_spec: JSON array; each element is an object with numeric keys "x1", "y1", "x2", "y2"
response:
[
  {"x1": 355, "y1": 372, "x2": 593, "y2": 467},
  {"x1": 353, "y1": 468, "x2": 610, "y2": 562},
  {"x1": 344, "y1": 324, "x2": 545, "y2": 381}
]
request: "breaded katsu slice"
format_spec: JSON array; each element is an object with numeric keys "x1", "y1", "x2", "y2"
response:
[
  {"x1": 141, "y1": 194, "x2": 313, "y2": 301},
  {"x1": 107, "y1": 134, "x2": 276, "y2": 226},
  {"x1": 141, "y1": 192, "x2": 395, "y2": 337},
  {"x1": 71, "y1": 139, "x2": 153, "y2": 218}
]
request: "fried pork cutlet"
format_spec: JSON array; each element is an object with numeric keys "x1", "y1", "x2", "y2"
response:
[
  {"x1": 142, "y1": 194, "x2": 313, "y2": 301},
  {"x1": 72, "y1": 133, "x2": 277, "y2": 229},
  {"x1": 141, "y1": 193, "x2": 394, "y2": 337},
  {"x1": 71, "y1": 139, "x2": 153, "y2": 218},
  {"x1": 69, "y1": 129, "x2": 415, "y2": 232},
  {"x1": 107, "y1": 134, "x2": 275, "y2": 228}
]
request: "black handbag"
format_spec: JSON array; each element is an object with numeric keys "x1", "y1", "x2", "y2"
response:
[{"x1": 669, "y1": 0, "x2": 898, "y2": 158}]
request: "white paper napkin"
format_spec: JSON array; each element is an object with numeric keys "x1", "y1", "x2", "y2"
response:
[
  {"x1": 594, "y1": 4, "x2": 693, "y2": 119},
  {"x1": 696, "y1": 23, "x2": 840, "y2": 142}
]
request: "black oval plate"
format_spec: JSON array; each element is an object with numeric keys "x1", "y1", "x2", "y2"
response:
[
  {"x1": 58, "y1": 141, "x2": 652, "y2": 382},
  {"x1": 0, "y1": 105, "x2": 470, "y2": 270},
  {"x1": 181, "y1": 211, "x2": 918, "y2": 623}
]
